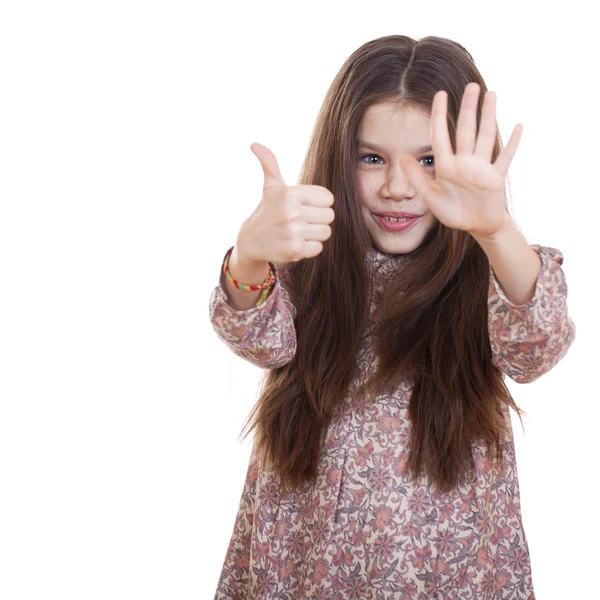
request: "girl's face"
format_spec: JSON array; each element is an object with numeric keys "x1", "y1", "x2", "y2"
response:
[{"x1": 356, "y1": 101, "x2": 439, "y2": 255}]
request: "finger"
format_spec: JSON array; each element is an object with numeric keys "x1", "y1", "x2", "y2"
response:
[
  {"x1": 301, "y1": 204, "x2": 335, "y2": 224},
  {"x1": 399, "y1": 155, "x2": 434, "y2": 202},
  {"x1": 474, "y1": 91, "x2": 497, "y2": 163},
  {"x1": 456, "y1": 82, "x2": 480, "y2": 155},
  {"x1": 289, "y1": 184, "x2": 335, "y2": 208},
  {"x1": 304, "y1": 222, "x2": 332, "y2": 242},
  {"x1": 493, "y1": 124, "x2": 524, "y2": 176},
  {"x1": 431, "y1": 90, "x2": 453, "y2": 157},
  {"x1": 301, "y1": 240, "x2": 324, "y2": 259},
  {"x1": 250, "y1": 142, "x2": 286, "y2": 189}
]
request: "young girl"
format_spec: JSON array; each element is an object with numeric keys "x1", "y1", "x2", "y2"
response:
[{"x1": 209, "y1": 34, "x2": 576, "y2": 599}]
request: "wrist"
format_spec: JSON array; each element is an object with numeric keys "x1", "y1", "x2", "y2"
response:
[
  {"x1": 229, "y1": 245, "x2": 271, "y2": 285},
  {"x1": 470, "y1": 211, "x2": 513, "y2": 248}
]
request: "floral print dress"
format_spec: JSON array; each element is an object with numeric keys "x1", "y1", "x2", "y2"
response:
[{"x1": 208, "y1": 244, "x2": 576, "y2": 600}]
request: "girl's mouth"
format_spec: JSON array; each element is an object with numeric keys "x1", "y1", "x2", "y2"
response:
[{"x1": 374, "y1": 214, "x2": 421, "y2": 232}]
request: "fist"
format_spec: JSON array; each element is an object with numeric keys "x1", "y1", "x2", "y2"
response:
[{"x1": 235, "y1": 142, "x2": 335, "y2": 264}]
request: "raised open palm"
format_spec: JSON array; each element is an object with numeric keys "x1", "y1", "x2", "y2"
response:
[{"x1": 399, "y1": 82, "x2": 523, "y2": 239}]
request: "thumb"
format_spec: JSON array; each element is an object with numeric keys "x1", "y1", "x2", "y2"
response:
[
  {"x1": 250, "y1": 142, "x2": 286, "y2": 190},
  {"x1": 399, "y1": 155, "x2": 433, "y2": 201}
]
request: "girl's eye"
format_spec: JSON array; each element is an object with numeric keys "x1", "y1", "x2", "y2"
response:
[
  {"x1": 360, "y1": 154, "x2": 435, "y2": 168},
  {"x1": 420, "y1": 155, "x2": 435, "y2": 168},
  {"x1": 360, "y1": 153, "x2": 383, "y2": 165}
]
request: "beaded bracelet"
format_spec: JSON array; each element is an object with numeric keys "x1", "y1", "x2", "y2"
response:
[{"x1": 222, "y1": 246, "x2": 277, "y2": 307}]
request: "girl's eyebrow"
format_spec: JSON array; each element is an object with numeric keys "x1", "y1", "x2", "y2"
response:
[{"x1": 358, "y1": 140, "x2": 433, "y2": 154}]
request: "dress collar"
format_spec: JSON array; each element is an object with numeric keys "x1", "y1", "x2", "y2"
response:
[{"x1": 364, "y1": 245, "x2": 410, "y2": 277}]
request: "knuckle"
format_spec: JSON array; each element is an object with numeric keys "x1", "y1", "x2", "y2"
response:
[
  {"x1": 287, "y1": 239, "x2": 303, "y2": 259},
  {"x1": 284, "y1": 220, "x2": 301, "y2": 237},
  {"x1": 281, "y1": 206, "x2": 300, "y2": 224}
]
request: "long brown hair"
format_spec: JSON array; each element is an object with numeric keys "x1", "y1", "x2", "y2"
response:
[{"x1": 239, "y1": 34, "x2": 526, "y2": 495}]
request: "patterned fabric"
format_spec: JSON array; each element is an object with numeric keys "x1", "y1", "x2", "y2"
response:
[{"x1": 208, "y1": 244, "x2": 576, "y2": 599}]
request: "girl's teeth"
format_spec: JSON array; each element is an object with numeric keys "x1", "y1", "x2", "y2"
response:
[{"x1": 383, "y1": 216, "x2": 410, "y2": 222}]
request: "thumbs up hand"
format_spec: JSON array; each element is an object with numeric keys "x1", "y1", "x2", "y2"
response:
[{"x1": 235, "y1": 143, "x2": 335, "y2": 265}]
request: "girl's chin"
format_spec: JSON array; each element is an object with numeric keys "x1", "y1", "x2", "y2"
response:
[{"x1": 371, "y1": 233, "x2": 424, "y2": 253}]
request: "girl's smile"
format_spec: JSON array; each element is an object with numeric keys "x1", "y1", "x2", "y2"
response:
[{"x1": 374, "y1": 213, "x2": 423, "y2": 232}]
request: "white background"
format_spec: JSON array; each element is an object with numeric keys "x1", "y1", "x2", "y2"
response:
[{"x1": 1, "y1": 0, "x2": 597, "y2": 598}]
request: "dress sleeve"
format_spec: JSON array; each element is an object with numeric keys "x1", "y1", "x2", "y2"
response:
[
  {"x1": 487, "y1": 244, "x2": 576, "y2": 384},
  {"x1": 208, "y1": 265, "x2": 297, "y2": 370}
]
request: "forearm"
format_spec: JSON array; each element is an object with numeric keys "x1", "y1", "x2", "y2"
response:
[{"x1": 471, "y1": 212, "x2": 542, "y2": 306}]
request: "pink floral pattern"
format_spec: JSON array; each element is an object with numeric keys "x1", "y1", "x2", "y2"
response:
[
  {"x1": 487, "y1": 245, "x2": 576, "y2": 383},
  {"x1": 209, "y1": 266, "x2": 297, "y2": 370},
  {"x1": 209, "y1": 244, "x2": 575, "y2": 599}
]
